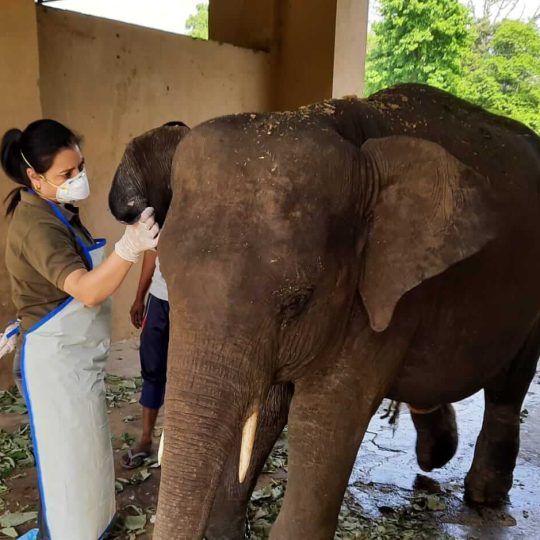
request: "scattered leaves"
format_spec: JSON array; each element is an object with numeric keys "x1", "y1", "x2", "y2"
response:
[
  {"x1": 130, "y1": 468, "x2": 152, "y2": 485},
  {"x1": 105, "y1": 375, "x2": 142, "y2": 408},
  {"x1": 0, "y1": 510, "x2": 38, "y2": 527},
  {"x1": 0, "y1": 526, "x2": 18, "y2": 538},
  {"x1": 262, "y1": 444, "x2": 287, "y2": 474},
  {"x1": 124, "y1": 514, "x2": 147, "y2": 531},
  {"x1": 120, "y1": 432, "x2": 136, "y2": 449},
  {"x1": 0, "y1": 388, "x2": 27, "y2": 415},
  {"x1": 0, "y1": 424, "x2": 34, "y2": 497}
]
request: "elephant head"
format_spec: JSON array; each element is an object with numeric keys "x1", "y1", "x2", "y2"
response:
[
  {"x1": 109, "y1": 121, "x2": 189, "y2": 226},
  {"x1": 109, "y1": 101, "x2": 495, "y2": 538},
  {"x1": 110, "y1": 120, "x2": 291, "y2": 539}
]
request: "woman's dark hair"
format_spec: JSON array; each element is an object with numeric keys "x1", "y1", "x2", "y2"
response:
[{"x1": 1, "y1": 119, "x2": 81, "y2": 216}]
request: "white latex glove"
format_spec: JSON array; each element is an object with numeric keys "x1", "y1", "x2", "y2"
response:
[
  {"x1": 0, "y1": 321, "x2": 19, "y2": 359},
  {"x1": 115, "y1": 207, "x2": 160, "y2": 263}
]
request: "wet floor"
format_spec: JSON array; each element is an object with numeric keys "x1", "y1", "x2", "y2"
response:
[{"x1": 349, "y1": 370, "x2": 540, "y2": 539}]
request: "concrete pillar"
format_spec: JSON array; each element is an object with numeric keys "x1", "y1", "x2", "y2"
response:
[
  {"x1": 208, "y1": 0, "x2": 277, "y2": 51},
  {"x1": 273, "y1": 0, "x2": 338, "y2": 110},
  {"x1": 209, "y1": 0, "x2": 369, "y2": 111},
  {"x1": 333, "y1": 0, "x2": 370, "y2": 98},
  {"x1": 0, "y1": 0, "x2": 42, "y2": 388}
]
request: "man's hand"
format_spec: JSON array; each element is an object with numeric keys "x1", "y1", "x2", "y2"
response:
[{"x1": 130, "y1": 299, "x2": 145, "y2": 329}]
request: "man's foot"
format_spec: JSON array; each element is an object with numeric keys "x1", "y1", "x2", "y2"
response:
[{"x1": 121, "y1": 445, "x2": 152, "y2": 469}]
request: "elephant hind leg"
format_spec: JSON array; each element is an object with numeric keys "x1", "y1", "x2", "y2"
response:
[
  {"x1": 465, "y1": 321, "x2": 540, "y2": 506},
  {"x1": 410, "y1": 403, "x2": 458, "y2": 472}
]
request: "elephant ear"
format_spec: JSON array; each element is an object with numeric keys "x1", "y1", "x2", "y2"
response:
[{"x1": 358, "y1": 136, "x2": 496, "y2": 332}]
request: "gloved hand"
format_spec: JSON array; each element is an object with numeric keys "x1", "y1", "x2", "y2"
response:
[
  {"x1": 115, "y1": 207, "x2": 160, "y2": 263},
  {"x1": 0, "y1": 321, "x2": 19, "y2": 359}
]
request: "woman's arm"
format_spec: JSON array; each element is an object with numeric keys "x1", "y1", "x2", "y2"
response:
[
  {"x1": 130, "y1": 250, "x2": 158, "y2": 328},
  {"x1": 63, "y1": 207, "x2": 159, "y2": 307},
  {"x1": 63, "y1": 252, "x2": 132, "y2": 307}
]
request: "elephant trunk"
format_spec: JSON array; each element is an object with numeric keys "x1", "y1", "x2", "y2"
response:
[{"x1": 153, "y1": 333, "x2": 269, "y2": 539}]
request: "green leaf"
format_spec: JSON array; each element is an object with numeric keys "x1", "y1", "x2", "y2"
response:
[
  {"x1": 0, "y1": 527, "x2": 18, "y2": 538},
  {"x1": 130, "y1": 468, "x2": 151, "y2": 484},
  {"x1": 124, "y1": 514, "x2": 147, "y2": 531},
  {"x1": 185, "y1": 2, "x2": 209, "y2": 40},
  {"x1": 0, "y1": 510, "x2": 38, "y2": 527},
  {"x1": 425, "y1": 494, "x2": 446, "y2": 511}
]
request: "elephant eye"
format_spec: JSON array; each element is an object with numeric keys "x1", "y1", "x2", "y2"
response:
[{"x1": 277, "y1": 287, "x2": 314, "y2": 324}]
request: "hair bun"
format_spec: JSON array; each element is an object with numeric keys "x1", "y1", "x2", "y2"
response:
[{"x1": 1, "y1": 128, "x2": 25, "y2": 182}]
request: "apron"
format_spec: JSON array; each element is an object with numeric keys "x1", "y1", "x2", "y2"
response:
[{"x1": 20, "y1": 199, "x2": 115, "y2": 539}]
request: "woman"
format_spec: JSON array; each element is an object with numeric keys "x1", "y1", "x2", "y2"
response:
[{"x1": 0, "y1": 119, "x2": 159, "y2": 540}]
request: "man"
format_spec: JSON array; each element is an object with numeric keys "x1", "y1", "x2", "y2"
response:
[{"x1": 122, "y1": 249, "x2": 169, "y2": 468}]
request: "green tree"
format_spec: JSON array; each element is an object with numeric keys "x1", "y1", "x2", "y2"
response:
[
  {"x1": 458, "y1": 19, "x2": 540, "y2": 132},
  {"x1": 365, "y1": 0, "x2": 475, "y2": 95},
  {"x1": 186, "y1": 2, "x2": 209, "y2": 40}
]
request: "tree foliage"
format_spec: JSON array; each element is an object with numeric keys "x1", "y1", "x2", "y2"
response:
[
  {"x1": 186, "y1": 2, "x2": 209, "y2": 40},
  {"x1": 458, "y1": 19, "x2": 540, "y2": 132},
  {"x1": 365, "y1": 0, "x2": 474, "y2": 95},
  {"x1": 365, "y1": 0, "x2": 540, "y2": 133}
]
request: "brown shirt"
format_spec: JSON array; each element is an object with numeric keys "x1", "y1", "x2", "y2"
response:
[{"x1": 5, "y1": 190, "x2": 94, "y2": 332}]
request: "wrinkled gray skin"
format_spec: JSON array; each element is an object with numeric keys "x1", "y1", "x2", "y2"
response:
[
  {"x1": 110, "y1": 123, "x2": 293, "y2": 539},
  {"x1": 109, "y1": 84, "x2": 540, "y2": 540}
]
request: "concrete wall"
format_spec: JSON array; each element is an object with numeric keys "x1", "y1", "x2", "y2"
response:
[
  {"x1": 0, "y1": 0, "x2": 43, "y2": 387},
  {"x1": 36, "y1": 6, "x2": 272, "y2": 340}
]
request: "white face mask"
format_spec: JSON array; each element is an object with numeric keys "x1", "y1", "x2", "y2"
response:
[{"x1": 46, "y1": 168, "x2": 90, "y2": 204}]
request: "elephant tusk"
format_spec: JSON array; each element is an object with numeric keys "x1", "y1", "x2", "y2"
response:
[
  {"x1": 238, "y1": 409, "x2": 259, "y2": 483},
  {"x1": 158, "y1": 430, "x2": 165, "y2": 465}
]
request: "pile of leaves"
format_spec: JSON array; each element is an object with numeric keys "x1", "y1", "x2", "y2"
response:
[
  {"x1": 109, "y1": 504, "x2": 155, "y2": 540},
  {"x1": 0, "y1": 422, "x2": 37, "y2": 537},
  {"x1": 248, "y1": 480, "x2": 454, "y2": 539},
  {"x1": 0, "y1": 424, "x2": 34, "y2": 490},
  {"x1": 0, "y1": 510, "x2": 38, "y2": 538},
  {"x1": 0, "y1": 387, "x2": 27, "y2": 415},
  {"x1": 336, "y1": 491, "x2": 453, "y2": 540},
  {"x1": 105, "y1": 375, "x2": 143, "y2": 408},
  {"x1": 261, "y1": 444, "x2": 288, "y2": 474}
]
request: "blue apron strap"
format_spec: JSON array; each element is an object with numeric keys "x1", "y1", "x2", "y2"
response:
[
  {"x1": 43, "y1": 199, "x2": 94, "y2": 269},
  {"x1": 26, "y1": 189, "x2": 96, "y2": 269},
  {"x1": 6, "y1": 319, "x2": 20, "y2": 338}
]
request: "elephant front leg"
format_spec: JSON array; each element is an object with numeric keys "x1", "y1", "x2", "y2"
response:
[
  {"x1": 271, "y1": 310, "x2": 414, "y2": 540},
  {"x1": 206, "y1": 383, "x2": 293, "y2": 540},
  {"x1": 465, "y1": 324, "x2": 540, "y2": 505}
]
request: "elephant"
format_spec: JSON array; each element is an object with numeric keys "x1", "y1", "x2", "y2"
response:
[{"x1": 108, "y1": 83, "x2": 540, "y2": 540}]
